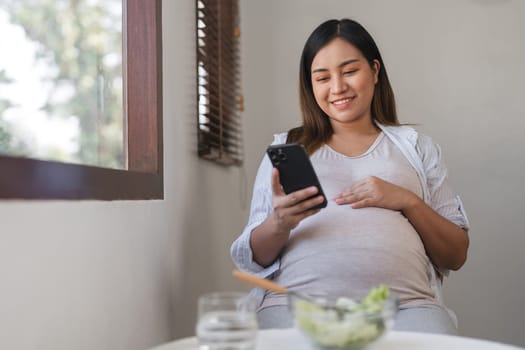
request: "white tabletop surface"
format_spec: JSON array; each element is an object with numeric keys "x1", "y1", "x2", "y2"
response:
[{"x1": 150, "y1": 328, "x2": 524, "y2": 350}]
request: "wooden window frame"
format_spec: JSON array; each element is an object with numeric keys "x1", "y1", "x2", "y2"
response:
[{"x1": 0, "y1": 0, "x2": 163, "y2": 200}]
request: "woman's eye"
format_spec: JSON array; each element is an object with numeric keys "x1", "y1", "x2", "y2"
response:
[
  {"x1": 316, "y1": 77, "x2": 329, "y2": 82},
  {"x1": 344, "y1": 69, "x2": 358, "y2": 75}
]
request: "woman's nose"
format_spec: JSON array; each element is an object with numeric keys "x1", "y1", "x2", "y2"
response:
[{"x1": 331, "y1": 75, "x2": 347, "y2": 93}]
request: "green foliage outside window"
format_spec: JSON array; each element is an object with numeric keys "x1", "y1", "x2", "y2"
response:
[{"x1": 0, "y1": 0, "x2": 123, "y2": 169}]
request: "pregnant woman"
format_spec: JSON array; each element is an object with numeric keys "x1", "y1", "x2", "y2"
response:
[{"x1": 231, "y1": 18, "x2": 470, "y2": 335}]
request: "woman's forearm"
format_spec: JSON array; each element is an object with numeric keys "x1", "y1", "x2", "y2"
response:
[
  {"x1": 402, "y1": 194, "x2": 469, "y2": 270},
  {"x1": 249, "y1": 213, "x2": 291, "y2": 267}
]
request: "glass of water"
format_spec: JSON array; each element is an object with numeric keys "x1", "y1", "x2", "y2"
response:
[{"x1": 196, "y1": 292, "x2": 258, "y2": 350}]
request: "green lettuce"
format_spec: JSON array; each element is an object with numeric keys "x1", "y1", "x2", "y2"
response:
[{"x1": 293, "y1": 285, "x2": 392, "y2": 350}]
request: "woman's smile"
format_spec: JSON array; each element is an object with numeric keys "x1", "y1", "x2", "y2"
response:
[{"x1": 331, "y1": 96, "x2": 355, "y2": 108}]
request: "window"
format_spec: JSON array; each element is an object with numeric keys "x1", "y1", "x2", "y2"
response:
[
  {"x1": 0, "y1": 1, "x2": 124, "y2": 169},
  {"x1": 0, "y1": 0, "x2": 162, "y2": 200},
  {"x1": 196, "y1": 0, "x2": 243, "y2": 166}
]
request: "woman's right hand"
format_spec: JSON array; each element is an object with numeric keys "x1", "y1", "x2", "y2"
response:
[
  {"x1": 249, "y1": 168, "x2": 325, "y2": 267},
  {"x1": 270, "y1": 168, "x2": 325, "y2": 235}
]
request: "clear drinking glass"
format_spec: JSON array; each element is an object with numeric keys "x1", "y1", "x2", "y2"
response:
[{"x1": 195, "y1": 292, "x2": 258, "y2": 350}]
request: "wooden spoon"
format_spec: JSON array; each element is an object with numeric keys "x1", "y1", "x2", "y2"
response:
[
  {"x1": 232, "y1": 269, "x2": 288, "y2": 294},
  {"x1": 232, "y1": 269, "x2": 324, "y2": 305}
]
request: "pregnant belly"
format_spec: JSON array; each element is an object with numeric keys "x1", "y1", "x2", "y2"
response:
[{"x1": 274, "y1": 205, "x2": 436, "y2": 305}]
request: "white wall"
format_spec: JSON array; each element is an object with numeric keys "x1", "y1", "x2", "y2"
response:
[{"x1": 241, "y1": 0, "x2": 525, "y2": 347}]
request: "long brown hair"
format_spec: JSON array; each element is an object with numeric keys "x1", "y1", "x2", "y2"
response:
[{"x1": 287, "y1": 19, "x2": 399, "y2": 154}]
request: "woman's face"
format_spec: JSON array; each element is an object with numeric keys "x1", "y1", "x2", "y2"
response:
[{"x1": 311, "y1": 37, "x2": 379, "y2": 128}]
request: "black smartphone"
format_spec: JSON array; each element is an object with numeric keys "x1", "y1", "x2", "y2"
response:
[{"x1": 266, "y1": 143, "x2": 327, "y2": 209}]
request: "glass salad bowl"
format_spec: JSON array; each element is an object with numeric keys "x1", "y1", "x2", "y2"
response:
[{"x1": 288, "y1": 285, "x2": 398, "y2": 350}]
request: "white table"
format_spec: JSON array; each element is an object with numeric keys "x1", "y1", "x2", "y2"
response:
[{"x1": 150, "y1": 328, "x2": 524, "y2": 350}]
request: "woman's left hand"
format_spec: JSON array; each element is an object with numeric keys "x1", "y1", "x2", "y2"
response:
[
  {"x1": 334, "y1": 176, "x2": 469, "y2": 270},
  {"x1": 333, "y1": 176, "x2": 418, "y2": 211}
]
